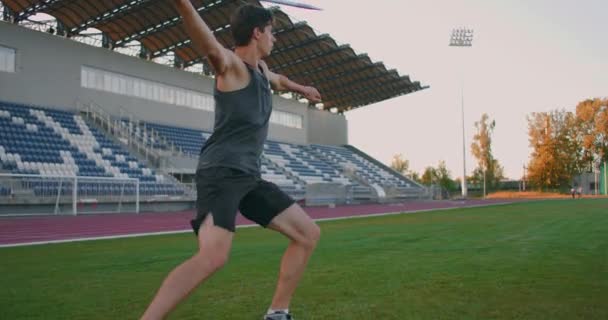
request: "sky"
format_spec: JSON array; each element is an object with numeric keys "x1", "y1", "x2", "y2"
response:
[{"x1": 275, "y1": 0, "x2": 608, "y2": 180}]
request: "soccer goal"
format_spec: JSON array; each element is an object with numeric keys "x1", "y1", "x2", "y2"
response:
[{"x1": 0, "y1": 173, "x2": 139, "y2": 216}]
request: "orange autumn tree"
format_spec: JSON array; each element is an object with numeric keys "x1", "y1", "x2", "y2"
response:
[
  {"x1": 526, "y1": 110, "x2": 583, "y2": 189},
  {"x1": 576, "y1": 98, "x2": 608, "y2": 169}
]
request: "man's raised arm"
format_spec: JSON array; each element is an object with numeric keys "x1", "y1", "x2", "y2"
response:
[{"x1": 173, "y1": 0, "x2": 234, "y2": 75}]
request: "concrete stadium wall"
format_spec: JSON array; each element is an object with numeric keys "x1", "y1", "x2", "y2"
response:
[
  {"x1": 306, "y1": 107, "x2": 348, "y2": 145},
  {"x1": 0, "y1": 22, "x2": 351, "y2": 145}
]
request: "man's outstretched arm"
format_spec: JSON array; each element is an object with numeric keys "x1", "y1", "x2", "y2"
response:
[
  {"x1": 261, "y1": 62, "x2": 322, "y2": 103},
  {"x1": 173, "y1": 0, "x2": 235, "y2": 75}
]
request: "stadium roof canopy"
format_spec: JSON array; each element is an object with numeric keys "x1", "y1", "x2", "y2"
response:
[{"x1": 1, "y1": 0, "x2": 428, "y2": 112}]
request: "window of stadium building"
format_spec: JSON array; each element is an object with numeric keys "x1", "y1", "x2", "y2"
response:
[
  {"x1": 81, "y1": 66, "x2": 303, "y2": 129},
  {"x1": 80, "y1": 66, "x2": 214, "y2": 112},
  {"x1": 0, "y1": 45, "x2": 16, "y2": 73},
  {"x1": 270, "y1": 110, "x2": 303, "y2": 129}
]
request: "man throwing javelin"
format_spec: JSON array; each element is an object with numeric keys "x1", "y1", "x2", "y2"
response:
[{"x1": 141, "y1": 1, "x2": 322, "y2": 320}]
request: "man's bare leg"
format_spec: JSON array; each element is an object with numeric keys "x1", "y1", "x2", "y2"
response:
[
  {"x1": 140, "y1": 215, "x2": 234, "y2": 320},
  {"x1": 267, "y1": 203, "x2": 320, "y2": 311}
]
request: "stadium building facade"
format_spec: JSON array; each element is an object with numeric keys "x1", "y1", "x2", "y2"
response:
[{"x1": 0, "y1": 2, "x2": 428, "y2": 215}]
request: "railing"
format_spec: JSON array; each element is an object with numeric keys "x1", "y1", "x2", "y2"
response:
[
  {"x1": 78, "y1": 101, "x2": 185, "y2": 166},
  {"x1": 161, "y1": 173, "x2": 196, "y2": 198},
  {"x1": 115, "y1": 105, "x2": 185, "y2": 157}
]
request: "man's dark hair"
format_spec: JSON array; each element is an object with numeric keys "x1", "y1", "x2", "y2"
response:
[{"x1": 231, "y1": 4, "x2": 274, "y2": 46}]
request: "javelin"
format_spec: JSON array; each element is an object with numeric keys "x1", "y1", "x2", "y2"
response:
[{"x1": 259, "y1": 0, "x2": 322, "y2": 10}]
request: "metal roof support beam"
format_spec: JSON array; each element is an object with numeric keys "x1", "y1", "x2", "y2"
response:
[
  {"x1": 3, "y1": 5, "x2": 15, "y2": 22},
  {"x1": 69, "y1": 0, "x2": 163, "y2": 35},
  {"x1": 153, "y1": 20, "x2": 308, "y2": 59},
  {"x1": 183, "y1": 59, "x2": 214, "y2": 76},
  {"x1": 154, "y1": 38, "x2": 194, "y2": 58},
  {"x1": 202, "y1": 61, "x2": 213, "y2": 76},
  {"x1": 178, "y1": 22, "x2": 319, "y2": 67},
  {"x1": 325, "y1": 81, "x2": 395, "y2": 101},
  {"x1": 307, "y1": 62, "x2": 382, "y2": 86},
  {"x1": 152, "y1": 23, "x2": 232, "y2": 58},
  {"x1": 334, "y1": 90, "x2": 392, "y2": 108},
  {"x1": 184, "y1": 57, "x2": 204, "y2": 68},
  {"x1": 15, "y1": 0, "x2": 62, "y2": 22},
  {"x1": 322, "y1": 71, "x2": 395, "y2": 93},
  {"x1": 115, "y1": 0, "x2": 229, "y2": 47},
  {"x1": 312, "y1": 77, "x2": 427, "y2": 110},
  {"x1": 327, "y1": 85, "x2": 405, "y2": 109},
  {"x1": 139, "y1": 44, "x2": 151, "y2": 60},
  {"x1": 291, "y1": 54, "x2": 366, "y2": 79},
  {"x1": 184, "y1": 32, "x2": 332, "y2": 70},
  {"x1": 102, "y1": 33, "x2": 114, "y2": 49},
  {"x1": 325, "y1": 89, "x2": 380, "y2": 106},
  {"x1": 56, "y1": 20, "x2": 67, "y2": 36},
  {"x1": 272, "y1": 45, "x2": 350, "y2": 72},
  {"x1": 270, "y1": 34, "x2": 330, "y2": 57},
  {"x1": 174, "y1": 52, "x2": 185, "y2": 69},
  {"x1": 271, "y1": 21, "x2": 307, "y2": 35}
]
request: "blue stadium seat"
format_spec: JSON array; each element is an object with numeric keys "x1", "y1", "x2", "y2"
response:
[{"x1": 0, "y1": 101, "x2": 187, "y2": 198}]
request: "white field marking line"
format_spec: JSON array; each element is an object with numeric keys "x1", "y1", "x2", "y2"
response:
[{"x1": 0, "y1": 201, "x2": 520, "y2": 248}]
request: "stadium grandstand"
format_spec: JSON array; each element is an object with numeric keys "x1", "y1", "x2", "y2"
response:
[{"x1": 0, "y1": 0, "x2": 429, "y2": 216}]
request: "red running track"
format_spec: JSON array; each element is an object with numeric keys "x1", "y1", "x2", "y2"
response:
[{"x1": 0, "y1": 199, "x2": 521, "y2": 247}]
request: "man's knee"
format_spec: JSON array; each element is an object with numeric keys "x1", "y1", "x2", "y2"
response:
[
  {"x1": 300, "y1": 223, "x2": 321, "y2": 250},
  {"x1": 193, "y1": 249, "x2": 230, "y2": 273}
]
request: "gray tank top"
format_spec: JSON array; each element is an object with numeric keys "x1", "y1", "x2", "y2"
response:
[{"x1": 197, "y1": 61, "x2": 272, "y2": 175}]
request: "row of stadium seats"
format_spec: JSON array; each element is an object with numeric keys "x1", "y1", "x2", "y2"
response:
[
  {"x1": 125, "y1": 120, "x2": 419, "y2": 196},
  {"x1": 263, "y1": 141, "x2": 352, "y2": 186},
  {"x1": 0, "y1": 102, "x2": 186, "y2": 197},
  {"x1": 0, "y1": 185, "x2": 11, "y2": 196},
  {"x1": 123, "y1": 120, "x2": 356, "y2": 195},
  {"x1": 0, "y1": 101, "x2": 420, "y2": 201},
  {"x1": 310, "y1": 144, "x2": 417, "y2": 189},
  {"x1": 140, "y1": 122, "x2": 210, "y2": 155},
  {"x1": 123, "y1": 121, "x2": 310, "y2": 196}
]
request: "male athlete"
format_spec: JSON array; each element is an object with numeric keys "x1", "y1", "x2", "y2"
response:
[{"x1": 141, "y1": 1, "x2": 321, "y2": 319}]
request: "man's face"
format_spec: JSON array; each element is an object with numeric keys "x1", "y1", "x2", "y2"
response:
[{"x1": 258, "y1": 24, "x2": 276, "y2": 57}]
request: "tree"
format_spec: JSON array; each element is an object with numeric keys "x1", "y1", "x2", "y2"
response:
[
  {"x1": 470, "y1": 113, "x2": 504, "y2": 196},
  {"x1": 421, "y1": 166, "x2": 437, "y2": 186},
  {"x1": 390, "y1": 154, "x2": 410, "y2": 175},
  {"x1": 527, "y1": 110, "x2": 584, "y2": 190},
  {"x1": 410, "y1": 172, "x2": 421, "y2": 183},
  {"x1": 390, "y1": 154, "x2": 421, "y2": 182},
  {"x1": 436, "y1": 160, "x2": 457, "y2": 191},
  {"x1": 471, "y1": 159, "x2": 505, "y2": 189},
  {"x1": 421, "y1": 161, "x2": 456, "y2": 191},
  {"x1": 576, "y1": 98, "x2": 608, "y2": 165}
]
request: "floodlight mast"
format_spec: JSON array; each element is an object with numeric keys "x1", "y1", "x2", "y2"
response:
[{"x1": 449, "y1": 28, "x2": 474, "y2": 198}]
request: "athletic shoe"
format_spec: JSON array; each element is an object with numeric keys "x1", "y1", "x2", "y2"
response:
[{"x1": 264, "y1": 311, "x2": 293, "y2": 320}]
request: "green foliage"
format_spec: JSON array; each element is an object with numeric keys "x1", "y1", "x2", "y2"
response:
[
  {"x1": 471, "y1": 113, "x2": 505, "y2": 192},
  {"x1": 390, "y1": 154, "x2": 420, "y2": 182},
  {"x1": 421, "y1": 160, "x2": 457, "y2": 191},
  {"x1": 390, "y1": 154, "x2": 410, "y2": 175}
]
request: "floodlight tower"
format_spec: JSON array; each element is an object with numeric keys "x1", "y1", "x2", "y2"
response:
[{"x1": 450, "y1": 28, "x2": 474, "y2": 198}]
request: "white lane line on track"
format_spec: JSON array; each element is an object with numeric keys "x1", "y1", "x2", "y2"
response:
[{"x1": 0, "y1": 201, "x2": 517, "y2": 248}]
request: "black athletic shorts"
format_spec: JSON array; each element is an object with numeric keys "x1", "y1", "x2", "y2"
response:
[{"x1": 190, "y1": 167, "x2": 295, "y2": 233}]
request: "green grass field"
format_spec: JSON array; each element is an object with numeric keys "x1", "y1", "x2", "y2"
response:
[{"x1": 1, "y1": 199, "x2": 607, "y2": 319}]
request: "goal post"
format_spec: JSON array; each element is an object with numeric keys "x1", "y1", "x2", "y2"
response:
[{"x1": 0, "y1": 173, "x2": 140, "y2": 216}]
